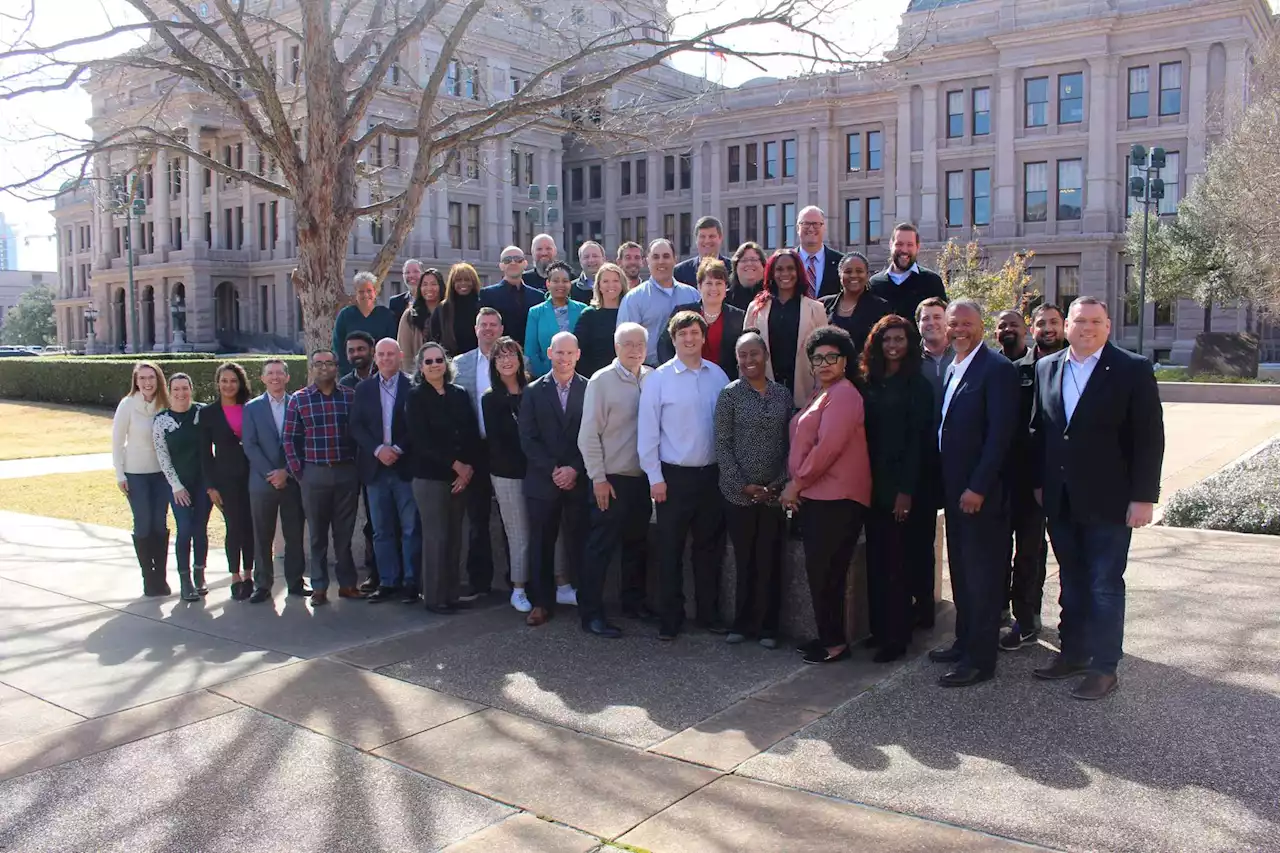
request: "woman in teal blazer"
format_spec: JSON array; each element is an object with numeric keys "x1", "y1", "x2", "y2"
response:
[{"x1": 524, "y1": 260, "x2": 586, "y2": 377}]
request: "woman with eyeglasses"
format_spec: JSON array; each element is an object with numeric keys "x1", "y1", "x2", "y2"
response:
[
  {"x1": 780, "y1": 326, "x2": 872, "y2": 665},
  {"x1": 821, "y1": 252, "x2": 888, "y2": 364},
  {"x1": 198, "y1": 361, "x2": 256, "y2": 600},
  {"x1": 429, "y1": 263, "x2": 481, "y2": 356},
  {"x1": 727, "y1": 242, "x2": 767, "y2": 312},
  {"x1": 859, "y1": 314, "x2": 934, "y2": 663},
  {"x1": 153, "y1": 373, "x2": 210, "y2": 601},
  {"x1": 113, "y1": 360, "x2": 171, "y2": 597},
  {"x1": 574, "y1": 262, "x2": 631, "y2": 379},
  {"x1": 397, "y1": 266, "x2": 443, "y2": 372},
  {"x1": 405, "y1": 342, "x2": 481, "y2": 614},
  {"x1": 524, "y1": 260, "x2": 585, "y2": 377},
  {"x1": 744, "y1": 248, "x2": 828, "y2": 408},
  {"x1": 656, "y1": 258, "x2": 746, "y2": 380},
  {"x1": 480, "y1": 337, "x2": 536, "y2": 612}
]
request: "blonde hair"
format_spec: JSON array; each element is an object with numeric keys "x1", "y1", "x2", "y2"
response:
[
  {"x1": 128, "y1": 360, "x2": 170, "y2": 409},
  {"x1": 592, "y1": 263, "x2": 630, "y2": 308}
]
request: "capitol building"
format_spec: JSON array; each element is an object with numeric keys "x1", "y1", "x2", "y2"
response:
[{"x1": 52, "y1": 0, "x2": 1277, "y2": 363}]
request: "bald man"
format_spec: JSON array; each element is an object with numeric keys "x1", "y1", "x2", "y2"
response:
[
  {"x1": 794, "y1": 205, "x2": 844, "y2": 299},
  {"x1": 524, "y1": 233, "x2": 558, "y2": 291},
  {"x1": 480, "y1": 245, "x2": 543, "y2": 348}
]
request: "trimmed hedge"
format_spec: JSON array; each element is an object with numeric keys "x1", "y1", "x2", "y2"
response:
[
  {"x1": 0, "y1": 356, "x2": 310, "y2": 406},
  {"x1": 1161, "y1": 439, "x2": 1280, "y2": 535}
]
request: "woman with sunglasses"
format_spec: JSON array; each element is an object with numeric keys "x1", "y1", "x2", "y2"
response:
[
  {"x1": 397, "y1": 266, "x2": 443, "y2": 371},
  {"x1": 405, "y1": 342, "x2": 481, "y2": 613},
  {"x1": 744, "y1": 248, "x2": 828, "y2": 408},
  {"x1": 429, "y1": 263, "x2": 481, "y2": 356},
  {"x1": 198, "y1": 361, "x2": 256, "y2": 600},
  {"x1": 780, "y1": 326, "x2": 872, "y2": 665}
]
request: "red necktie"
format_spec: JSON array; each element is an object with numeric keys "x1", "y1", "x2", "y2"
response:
[{"x1": 805, "y1": 254, "x2": 818, "y2": 299}]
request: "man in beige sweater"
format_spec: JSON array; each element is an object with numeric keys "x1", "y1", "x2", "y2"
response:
[{"x1": 576, "y1": 322, "x2": 655, "y2": 637}]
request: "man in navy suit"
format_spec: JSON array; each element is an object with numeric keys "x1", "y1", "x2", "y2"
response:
[
  {"x1": 929, "y1": 298, "x2": 1019, "y2": 687},
  {"x1": 673, "y1": 215, "x2": 730, "y2": 286},
  {"x1": 350, "y1": 338, "x2": 423, "y2": 603},
  {"x1": 1030, "y1": 296, "x2": 1164, "y2": 700}
]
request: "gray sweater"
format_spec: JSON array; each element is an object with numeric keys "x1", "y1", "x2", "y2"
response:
[{"x1": 577, "y1": 361, "x2": 652, "y2": 483}]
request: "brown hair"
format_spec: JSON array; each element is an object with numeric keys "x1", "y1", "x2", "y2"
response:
[
  {"x1": 128, "y1": 361, "x2": 169, "y2": 409},
  {"x1": 668, "y1": 309, "x2": 708, "y2": 338},
  {"x1": 915, "y1": 296, "x2": 949, "y2": 323},
  {"x1": 696, "y1": 258, "x2": 729, "y2": 285}
]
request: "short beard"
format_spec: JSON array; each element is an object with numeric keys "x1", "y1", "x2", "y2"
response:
[
  {"x1": 1035, "y1": 335, "x2": 1064, "y2": 352},
  {"x1": 535, "y1": 259, "x2": 552, "y2": 276},
  {"x1": 998, "y1": 334, "x2": 1023, "y2": 351}
]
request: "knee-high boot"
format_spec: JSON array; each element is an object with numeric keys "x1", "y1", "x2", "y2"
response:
[
  {"x1": 151, "y1": 529, "x2": 173, "y2": 596},
  {"x1": 134, "y1": 534, "x2": 159, "y2": 597}
]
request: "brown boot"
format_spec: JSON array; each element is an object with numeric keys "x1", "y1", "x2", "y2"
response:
[{"x1": 526, "y1": 606, "x2": 551, "y2": 627}]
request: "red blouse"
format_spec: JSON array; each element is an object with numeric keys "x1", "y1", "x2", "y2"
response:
[{"x1": 702, "y1": 312, "x2": 724, "y2": 364}]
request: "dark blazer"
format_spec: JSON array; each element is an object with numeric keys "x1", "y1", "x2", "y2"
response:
[
  {"x1": 403, "y1": 382, "x2": 480, "y2": 482},
  {"x1": 803, "y1": 246, "x2": 844, "y2": 299},
  {"x1": 1007, "y1": 347, "x2": 1040, "y2": 490},
  {"x1": 938, "y1": 345, "x2": 1019, "y2": 505},
  {"x1": 570, "y1": 274, "x2": 595, "y2": 306},
  {"x1": 674, "y1": 254, "x2": 731, "y2": 286},
  {"x1": 242, "y1": 392, "x2": 290, "y2": 492},
  {"x1": 350, "y1": 372, "x2": 414, "y2": 484},
  {"x1": 481, "y1": 387, "x2": 527, "y2": 480},
  {"x1": 197, "y1": 401, "x2": 250, "y2": 492},
  {"x1": 863, "y1": 371, "x2": 935, "y2": 510},
  {"x1": 479, "y1": 281, "x2": 544, "y2": 348},
  {"x1": 389, "y1": 290, "x2": 412, "y2": 326},
  {"x1": 1031, "y1": 342, "x2": 1165, "y2": 526},
  {"x1": 655, "y1": 300, "x2": 746, "y2": 381},
  {"x1": 868, "y1": 266, "x2": 947, "y2": 322},
  {"x1": 517, "y1": 372, "x2": 588, "y2": 500}
]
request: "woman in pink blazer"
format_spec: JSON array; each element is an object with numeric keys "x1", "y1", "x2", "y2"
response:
[{"x1": 744, "y1": 249, "x2": 828, "y2": 408}]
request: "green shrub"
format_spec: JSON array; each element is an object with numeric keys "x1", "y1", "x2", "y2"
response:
[
  {"x1": 1154, "y1": 367, "x2": 1275, "y2": 384},
  {"x1": 1161, "y1": 440, "x2": 1280, "y2": 535},
  {"x1": 0, "y1": 356, "x2": 310, "y2": 406}
]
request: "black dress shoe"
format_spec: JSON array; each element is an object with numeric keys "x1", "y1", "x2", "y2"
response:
[
  {"x1": 698, "y1": 619, "x2": 730, "y2": 635},
  {"x1": 939, "y1": 666, "x2": 994, "y2": 687},
  {"x1": 401, "y1": 591, "x2": 422, "y2": 604},
  {"x1": 928, "y1": 643, "x2": 963, "y2": 663},
  {"x1": 424, "y1": 603, "x2": 456, "y2": 615},
  {"x1": 873, "y1": 644, "x2": 907, "y2": 663},
  {"x1": 230, "y1": 580, "x2": 251, "y2": 601},
  {"x1": 803, "y1": 645, "x2": 852, "y2": 665},
  {"x1": 795, "y1": 638, "x2": 823, "y2": 656},
  {"x1": 582, "y1": 618, "x2": 622, "y2": 639},
  {"x1": 287, "y1": 583, "x2": 312, "y2": 597},
  {"x1": 359, "y1": 577, "x2": 379, "y2": 593},
  {"x1": 1034, "y1": 656, "x2": 1093, "y2": 680},
  {"x1": 366, "y1": 587, "x2": 399, "y2": 603},
  {"x1": 248, "y1": 588, "x2": 272, "y2": 604},
  {"x1": 658, "y1": 624, "x2": 679, "y2": 641}
]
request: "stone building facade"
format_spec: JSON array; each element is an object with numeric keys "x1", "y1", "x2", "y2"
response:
[{"x1": 53, "y1": 0, "x2": 1277, "y2": 361}]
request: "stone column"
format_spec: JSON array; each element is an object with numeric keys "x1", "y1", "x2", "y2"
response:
[
  {"x1": 919, "y1": 83, "x2": 939, "y2": 240},
  {"x1": 691, "y1": 145, "x2": 704, "y2": 217},
  {"x1": 550, "y1": 147, "x2": 564, "y2": 250},
  {"x1": 795, "y1": 128, "x2": 810, "y2": 212},
  {"x1": 1185, "y1": 46, "x2": 1210, "y2": 188},
  {"x1": 484, "y1": 139, "x2": 499, "y2": 257},
  {"x1": 604, "y1": 158, "x2": 618, "y2": 249},
  {"x1": 209, "y1": 162, "x2": 221, "y2": 250},
  {"x1": 895, "y1": 88, "x2": 912, "y2": 226},
  {"x1": 992, "y1": 68, "x2": 1017, "y2": 238},
  {"x1": 646, "y1": 151, "x2": 660, "y2": 245},
  {"x1": 94, "y1": 154, "x2": 113, "y2": 269},
  {"x1": 882, "y1": 119, "x2": 897, "y2": 240},
  {"x1": 708, "y1": 141, "x2": 722, "y2": 223},
  {"x1": 154, "y1": 151, "x2": 171, "y2": 251},
  {"x1": 816, "y1": 126, "x2": 833, "y2": 229},
  {"x1": 1083, "y1": 56, "x2": 1116, "y2": 233},
  {"x1": 1225, "y1": 40, "x2": 1248, "y2": 126},
  {"x1": 499, "y1": 138, "x2": 513, "y2": 252},
  {"x1": 186, "y1": 136, "x2": 204, "y2": 250},
  {"x1": 435, "y1": 183, "x2": 451, "y2": 250}
]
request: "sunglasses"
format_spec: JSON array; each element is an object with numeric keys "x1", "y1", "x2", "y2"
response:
[
  {"x1": 500, "y1": 256, "x2": 524, "y2": 264},
  {"x1": 422, "y1": 357, "x2": 446, "y2": 365},
  {"x1": 809, "y1": 353, "x2": 843, "y2": 367}
]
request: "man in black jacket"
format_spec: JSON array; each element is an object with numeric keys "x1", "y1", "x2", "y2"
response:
[
  {"x1": 524, "y1": 233, "x2": 557, "y2": 291},
  {"x1": 388, "y1": 259, "x2": 421, "y2": 326},
  {"x1": 795, "y1": 205, "x2": 843, "y2": 299},
  {"x1": 1030, "y1": 297, "x2": 1164, "y2": 701},
  {"x1": 869, "y1": 222, "x2": 947, "y2": 321},
  {"x1": 572, "y1": 240, "x2": 605, "y2": 304},
  {"x1": 673, "y1": 215, "x2": 730, "y2": 286}
]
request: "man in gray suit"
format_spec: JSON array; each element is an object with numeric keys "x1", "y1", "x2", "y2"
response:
[
  {"x1": 451, "y1": 307, "x2": 504, "y2": 599},
  {"x1": 242, "y1": 358, "x2": 308, "y2": 602}
]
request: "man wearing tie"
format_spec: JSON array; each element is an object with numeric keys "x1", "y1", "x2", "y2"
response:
[
  {"x1": 794, "y1": 206, "x2": 844, "y2": 299},
  {"x1": 929, "y1": 299, "x2": 1019, "y2": 687},
  {"x1": 1030, "y1": 296, "x2": 1164, "y2": 700}
]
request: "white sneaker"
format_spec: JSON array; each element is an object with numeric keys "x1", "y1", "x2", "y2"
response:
[
  {"x1": 510, "y1": 589, "x2": 532, "y2": 613},
  {"x1": 556, "y1": 584, "x2": 578, "y2": 606}
]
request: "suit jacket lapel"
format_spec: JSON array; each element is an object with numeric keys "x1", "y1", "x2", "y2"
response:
[
  {"x1": 1068, "y1": 343, "x2": 1115, "y2": 425},
  {"x1": 547, "y1": 376, "x2": 566, "y2": 427}
]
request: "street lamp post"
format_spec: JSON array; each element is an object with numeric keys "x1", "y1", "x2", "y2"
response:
[
  {"x1": 106, "y1": 171, "x2": 145, "y2": 353},
  {"x1": 1128, "y1": 144, "x2": 1166, "y2": 357},
  {"x1": 84, "y1": 304, "x2": 99, "y2": 354}
]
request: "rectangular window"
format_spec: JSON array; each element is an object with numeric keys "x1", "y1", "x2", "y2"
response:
[
  {"x1": 290, "y1": 45, "x2": 300, "y2": 84},
  {"x1": 866, "y1": 197, "x2": 882, "y2": 243},
  {"x1": 782, "y1": 138, "x2": 797, "y2": 178},
  {"x1": 845, "y1": 198, "x2": 862, "y2": 245},
  {"x1": 270, "y1": 201, "x2": 279, "y2": 243},
  {"x1": 589, "y1": 219, "x2": 602, "y2": 241},
  {"x1": 620, "y1": 161, "x2": 631, "y2": 195},
  {"x1": 235, "y1": 206, "x2": 244, "y2": 248},
  {"x1": 464, "y1": 66, "x2": 478, "y2": 100},
  {"x1": 663, "y1": 155, "x2": 675, "y2": 191},
  {"x1": 764, "y1": 141, "x2": 778, "y2": 179},
  {"x1": 1055, "y1": 266, "x2": 1080, "y2": 305},
  {"x1": 467, "y1": 204, "x2": 481, "y2": 251},
  {"x1": 445, "y1": 60, "x2": 458, "y2": 96},
  {"x1": 525, "y1": 152, "x2": 535, "y2": 186},
  {"x1": 510, "y1": 75, "x2": 520, "y2": 95},
  {"x1": 620, "y1": 217, "x2": 632, "y2": 243},
  {"x1": 680, "y1": 212, "x2": 692, "y2": 256},
  {"x1": 1026, "y1": 267, "x2": 1046, "y2": 311},
  {"x1": 1155, "y1": 299, "x2": 1174, "y2": 327},
  {"x1": 728, "y1": 145, "x2": 740, "y2": 183},
  {"x1": 510, "y1": 150, "x2": 520, "y2": 185},
  {"x1": 1128, "y1": 67, "x2": 1150, "y2": 119},
  {"x1": 1057, "y1": 159, "x2": 1083, "y2": 220},
  {"x1": 663, "y1": 213, "x2": 676, "y2": 244},
  {"x1": 972, "y1": 168, "x2": 991, "y2": 227},
  {"x1": 370, "y1": 218, "x2": 384, "y2": 245},
  {"x1": 571, "y1": 167, "x2": 584, "y2": 201},
  {"x1": 172, "y1": 217, "x2": 182, "y2": 251},
  {"x1": 571, "y1": 222, "x2": 584, "y2": 260},
  {"x1": 846, "y1": 133, "x2": 862, "y2": 172},
  {"x1": 513, "y1": 210, "x2": 522, "y2": 248},
  {"x1": 947, "y1": 90, "x2": 964, "y2": 138},
  {"x1": 867, "y1": 131, "x2": 882, "y2": 170},
  {"x1": 635, "y1": 215, "x2": 647, "y2": 245},
  {"x1": 1159, "y1": 62, "x2": 1182, "y2": 116},
  {"x1": 371, "y1": 136, "x2": 383, "y2": 168},
  {"x1": 782, "y1": 202, "x2": 796, "y2": 247},
  {"x1": 679, "y1": 153, "x2": 692, "y2": 190},
  {"x1": 746, "y1": 143, "x2": 759, "y2": 181},
  {"x1": 636, "y1": 158, "x2": 647, "y2": 194},
  {"x1": 258, "y1": 202, "x2": 267, "y2": 249},
  {"x1": 727, "y1": 207, "x2": 740, "y2": 249},
  {"x1": 390, "y1": 137, "x2": 400, "y2": 167},
  {"x1": 204, "y1": 212, "x2": 212, "y2": 244},
  {"x1": 260, "y1": 285, "x2": 270, "y2": 333},
  {"x1": 1058, "y1": 72, "x2": 1084, "y2": 124},
  {"x1": 465, "y1": 147, "x2": 479, "y2": 179},
  {"x1": 1025, "y1": 77, "x2": 1049, "y2": 127},
  {"x1": 448, "y1": 201, "x2": 462, "y2": 247},
  {"x1": 763, "y1": 204, "x2": 778, "y2": 248},
  {"x1": 946, "y1": 171, "x2": 965, "y2": 227},
  {"x1": 745, "y1": 206, "x2": 758, "y2": 242},
  {"x1": 589, "y1": 164, "x2": 602, "y2": 199},
  {"x1": 972, "y1": 88, "x2": 991, "y2": 136},
  {"x1": 235, "y1": 143, "x2": 244, "y2": 169},
  {"x1": 222, "y1": 208, "x2": 232, "y2": 249},
  {"x1": 1159, "y1": 151, "x2": 1181, "y2": 215},
  {"x1": 1024, "y1": 162, "x2": 1048, "y2": 222}
]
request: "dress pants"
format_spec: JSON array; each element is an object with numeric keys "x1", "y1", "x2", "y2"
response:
[
  {"x1": 864, "y1": 506, "x2": 912, "y2": 650},
  {"x1": 368, "y1": 469, "x2": 422, "y2": 589},
  {"x1": 248, "y1": 480, "x2": 306, "y2": 591},
  {"x1": 943, "y1": 499, "x2": 1008, "y2": 673},
  {"x1": 656, "y1": 463, "x2": 725, "y2": 632},
  {"x1": 524, "y1": 485, "x2": 588, "y2": 611},
  {"x1": 905, "y1": 459, "x2": 943, "y2": 620},
  {"x1": 299, "y1": 462, "x2": 359, "y2": 591},
  {"x1": 218, "y1": 476, "x2": 255, "y2": 577},
  {"x1": 579, "y1": 473, "x2": 652, "y2": 625},
  {"x1": 465, "y1": 455, "x2": 497, "y2": 592},
  {"x1": 360, "y1": 484, "x2": 378, "y2": 577},
  {"x1": 800, "y1": 499, "x2": 864, "y2": 648},
  {"x1": 490, "y1": 476, "x2": 530, "y2": 584},
  {"x1": 725, "y1": 501, "x2": 785, "y2": 638},
  {"x1": 1046, "y1": 495, "x2": 1133, "y2": 675},
  {"x1": 1007, "y1": 481, "x2": 1048, "y2": 629},
  {"x1": 413, "y1": 478, "x2": 465, "y2": 607}
]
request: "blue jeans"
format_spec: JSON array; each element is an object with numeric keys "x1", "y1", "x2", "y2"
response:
[
  {"x1": 1046, "y1": 513, "x2": 1133, "y2": 674},
  {"x1": 125, "y1": 472, "x2": 170, "y2": 538},
  {"x1": 170, "y1": 481, "x2": 212, "y2": 574},
  {"x1": 367, "y1": 469, "x2": 422, "y2": 589}
]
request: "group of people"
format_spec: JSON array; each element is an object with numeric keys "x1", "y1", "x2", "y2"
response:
[{"x1": 110, "y1": 211, "x2": 1165, "y2": 700}]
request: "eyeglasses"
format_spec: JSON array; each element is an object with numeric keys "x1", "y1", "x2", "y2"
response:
[
  {"x1": 809, "y1": 353, "x2": 843, "y2": 367},
  {"x1": 798, "y1": 221, "x2": 824, "y2": 230},
  {"x1": 422, "y1": 357, "x2": 446, "y2": 365},
  {"x1": 312, "y1": 360, "x2": 336, "y2": 368},
  {"x1": 495, "y1": 352, "x2": 519, "y2": 361},
  {"x1": 500, "y1": 256, "x2": 524, "y2": 264}
]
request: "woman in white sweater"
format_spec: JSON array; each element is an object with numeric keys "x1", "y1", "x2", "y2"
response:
[{"x1": 113, "y1": 361, "x2": 171, "y2": 597}]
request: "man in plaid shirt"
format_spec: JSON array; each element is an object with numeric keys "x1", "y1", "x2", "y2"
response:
[{"x1": 284, "y1": 349, "x2": 362, "y2": 606}]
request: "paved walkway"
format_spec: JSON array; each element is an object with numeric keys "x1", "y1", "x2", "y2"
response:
[{"x1": 0, "y1": 452, "x2": 113, "y2": 480}]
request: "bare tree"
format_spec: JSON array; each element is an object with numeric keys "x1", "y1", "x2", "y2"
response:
[{"x1": 0, "y1": 0, "x2": 909, "y2": 351}]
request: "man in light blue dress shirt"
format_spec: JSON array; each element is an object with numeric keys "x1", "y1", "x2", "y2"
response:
[
  {"x1": 617, "y1": 238, "x2": 699, "y2": 366},
  {"x1": 638, "y1": 309, "x2": 730, "y2": 640}
]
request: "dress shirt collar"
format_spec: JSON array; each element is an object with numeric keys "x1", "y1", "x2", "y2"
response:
[
  {"x1": 798, "y1": 246, "x2": 825, "y2": 264},
  {"x1": 672, "y1": 357, "x2": 709, "y2": 375},
  {"x1": 1068, "y1": 347, "x2": 1103, "y2": 368},
  {"x1": 378, "y1": 372, "x2": 401, "y2": 391},
  {"x1": 887, "y1": 262, "x2": 919, "y2": 285},
  {"x1": 647, "y1": 276, "x2": 677, "y2": 292},
  {"x1": 612, "y1": 359, "x2": 643, "y2": 384},
  {"x1": 267, "y1": 391, "x2": 288, "y2": 406},
  {"x1": 553, "y1": 374, "x2": 574, "y2": 393}
]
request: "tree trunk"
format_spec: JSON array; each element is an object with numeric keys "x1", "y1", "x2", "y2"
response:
[
  {"x1": 292, "y1": 225, "x2": 352, "y2": 355},
  {"x1": 1203, "y1": 299, "x2": 1213, "y2": 334}
]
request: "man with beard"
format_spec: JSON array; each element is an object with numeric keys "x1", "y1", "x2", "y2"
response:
[
  {"x1": 869, "y1": 223, "x2": 947, "y2": 321},
  {"x1": 616, "y1": 241, "x2": 645, "y2": 290},
  {"x1": 997, "y1": 304, "x2": 1067, "y2": 650},
  {"x1": 524, "y1": 233, "x2": 558, "y2": 291},
  {"x1": 572, "y1": 241, "x2": 606, "y2": 304},
  {"x1": 339, "y1": 330, "x2": 380, "y2": 591},
  {"x1": 388, "y1": 259, "x2": 422, "y2": 326}
]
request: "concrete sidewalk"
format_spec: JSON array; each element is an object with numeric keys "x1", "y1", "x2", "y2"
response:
[{"x1": 0, "y1": 452, "x2": 113, "y2": 480}]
